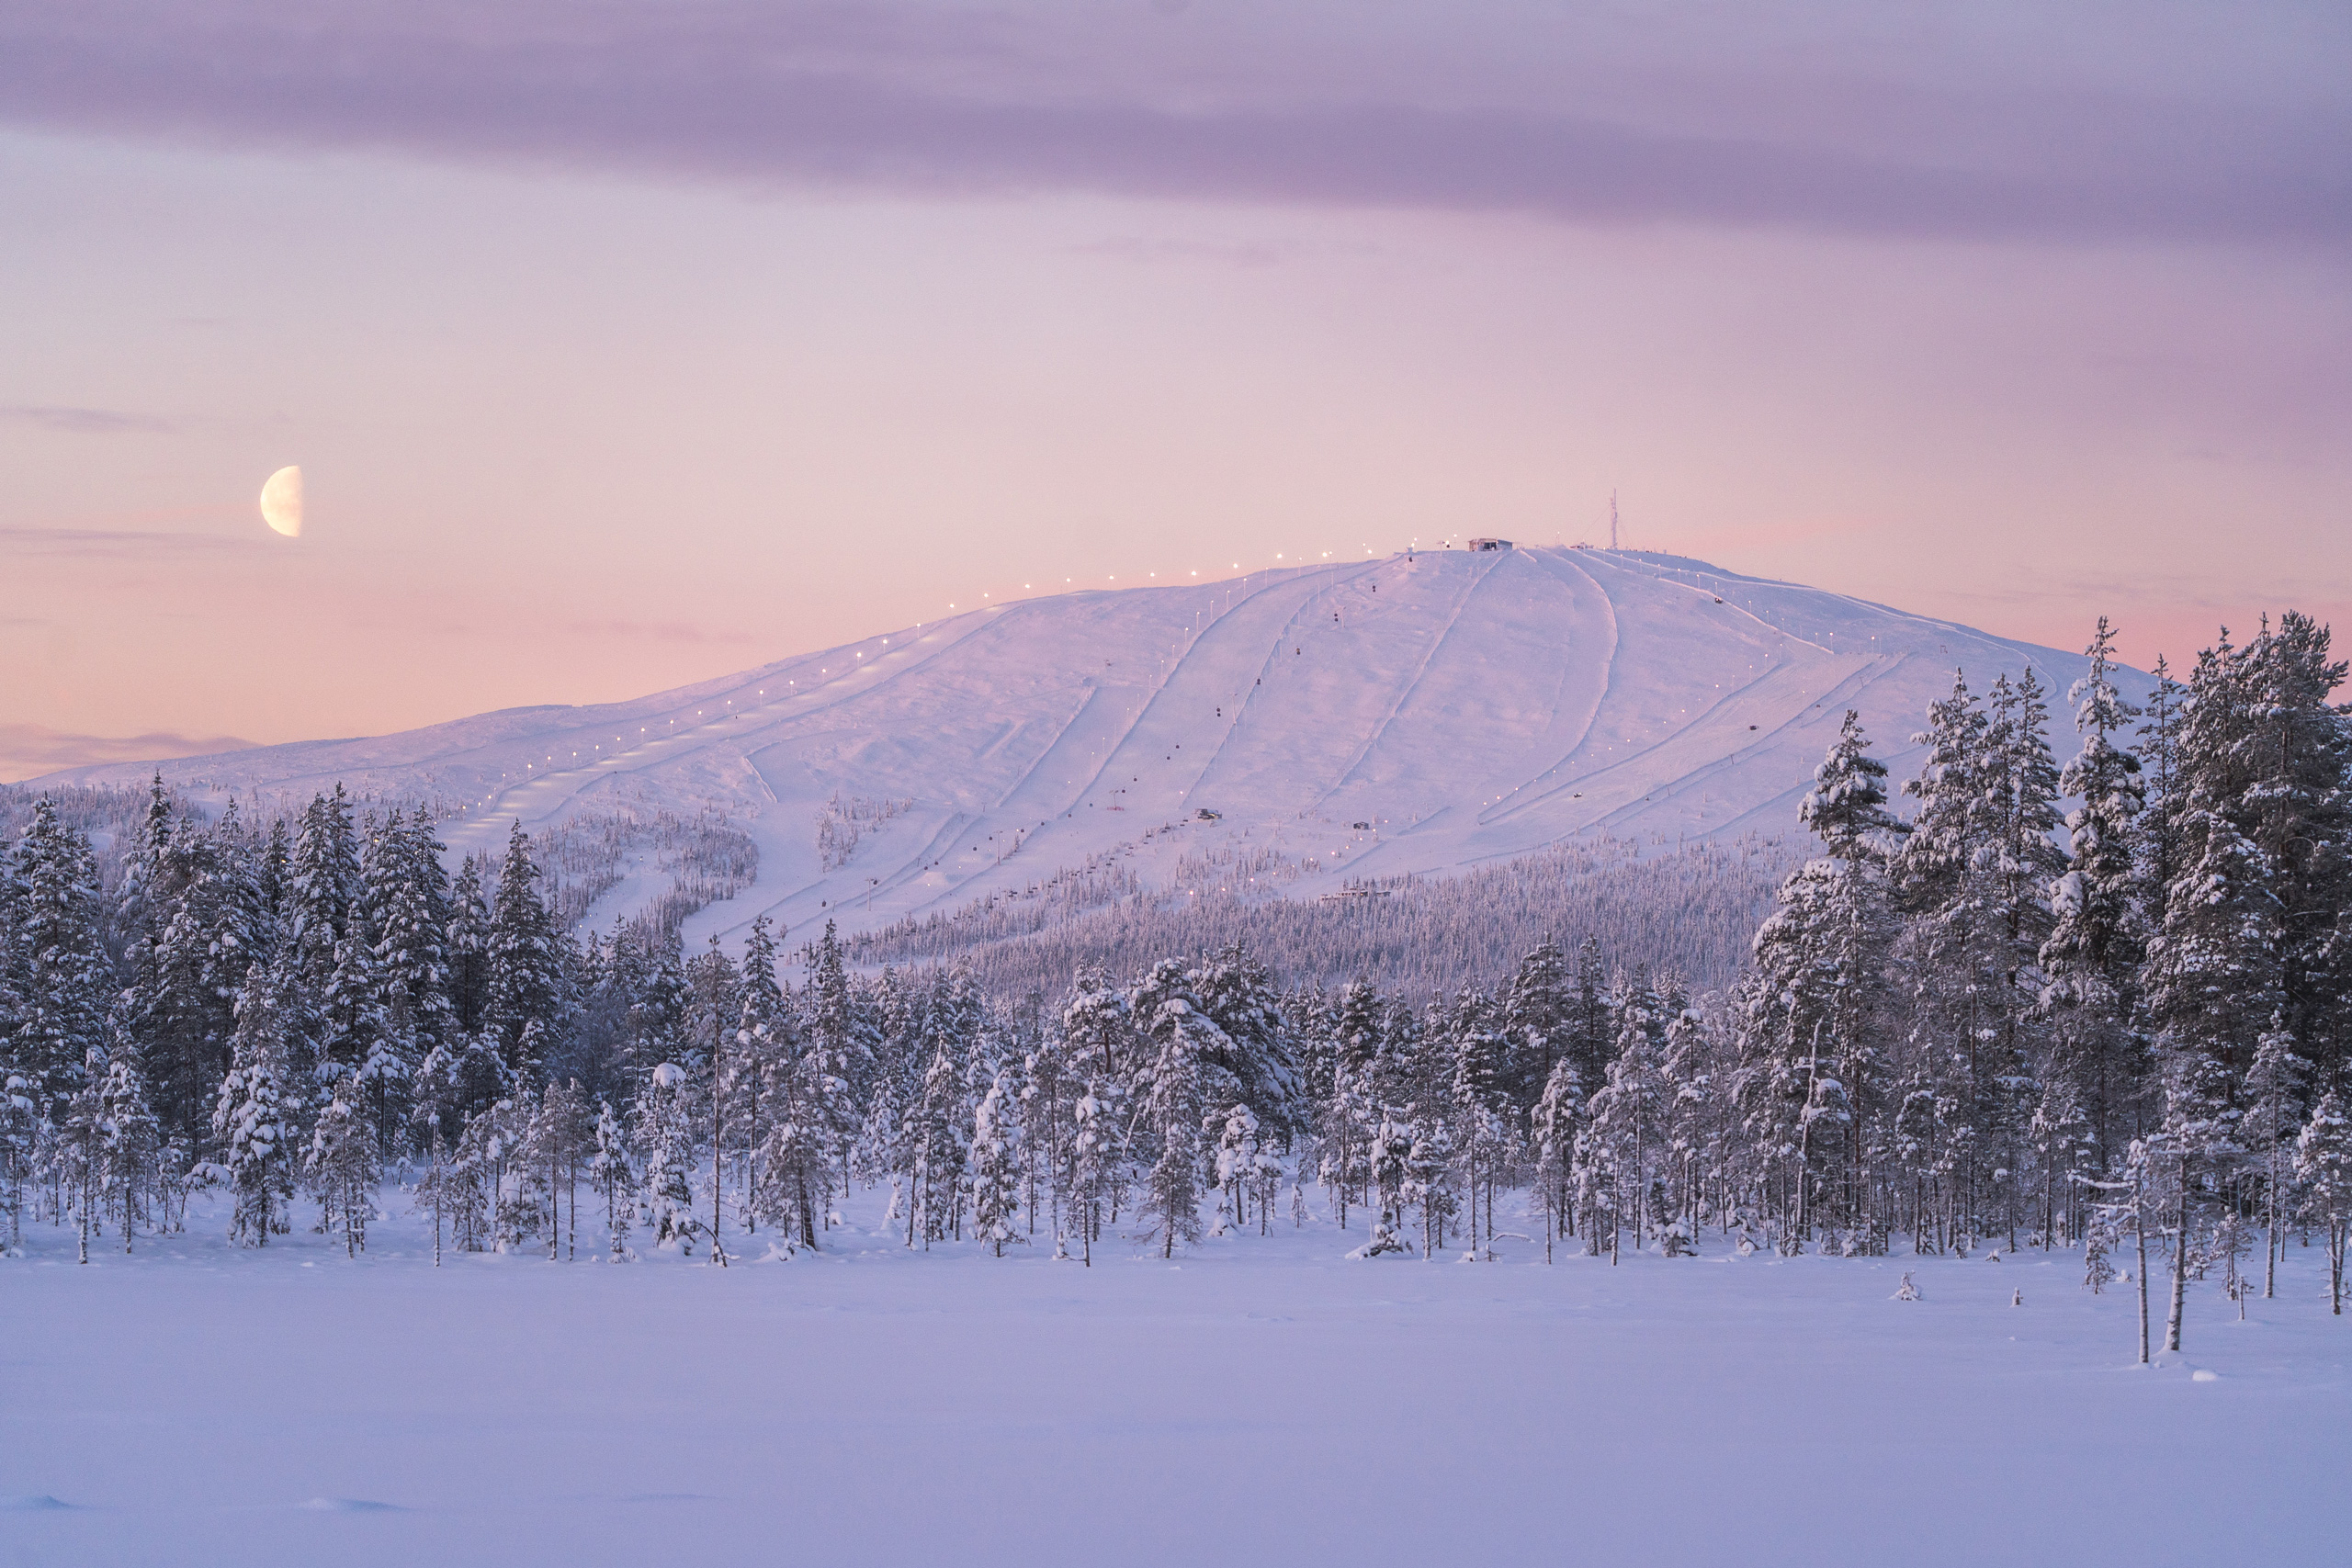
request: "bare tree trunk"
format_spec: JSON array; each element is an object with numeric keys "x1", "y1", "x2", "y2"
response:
[
  {"x1": 709, "y1": 1084, "x2": 728, "y2": 1268},
  {"x1": 2164, "y1": 1157, "x2": 2188, "y2": 1354},
  {"x1": 2134, "y1": 1168, "x2": 2152, "y2": 1365},
  {"x1": 2264, "y1": 1154, "x2": 2278, "y2": 1300}
]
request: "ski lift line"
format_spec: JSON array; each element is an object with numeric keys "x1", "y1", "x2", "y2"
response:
[
  {"x1": 1308, "y1": 546, "x2": 1505, "y2": 818},
  {"x1": 1515, "y1": 653, "x2": 1893, "y2": 834},
  {"x1": 1152, "y1": 558, "x2": 1390, "y2": 807},
  {"x1": 1498, "y1": 652, "x2": 1811, "y2": 825}
]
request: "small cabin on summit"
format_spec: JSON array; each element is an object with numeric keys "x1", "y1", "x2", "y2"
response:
[{"x1": 1468, "y1": 536, "x2": 1511, "y2": 552}]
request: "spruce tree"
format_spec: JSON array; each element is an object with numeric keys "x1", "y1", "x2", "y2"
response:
[
  {"x1": 635, "y1": 1060, "x2": 699, "y2": 1254},
  {"x1": 1131, "y1": 962, "x2": 1226, "y2": 1258},
  {"x1": 96, "y1": 1039, "x2": 160, "y2": 1251},
  {"x1": 2240, "y1": 615, "x2": 2352, "y2": 1097},
  {"x1": 446, "y1": 853, "x2": 492, "y2": 1037},
  {"x1": 1747, "y1": 713, "x2": 1903, "y2": 1245},
  {"x1": 305, "y1": 1077, "x2": 379, "y2": 1258},
  {"x1": 11, "y1": 801, "x2": 110, "y2": 1118},
  {"x1": 1501, "y1": 940, "x2": 1571, "y2": 1110},
  {"x1": 906, "y1": 1042, "x2": 967, "y2": 1246},
  {"x1": 592, "y1": 1098, "x2": 636, "y2": 1259},
  {"x1": 360, "y1": 809, "x2": 454, "y2": 1148},
  {"x1": 969, "y1": 1067, "x2": 1023, "y2": 1256},
  {"x1": 2042, "y1": 618, "x2": 2147, "y2": 1166},
  {"x1": 290, "y1": 786, "x2": 360, "y2": 999},
  {"x1": 1531, "y1": 1055, "x2": 1582, "y2": 1260},
  {"x1": 2295, "y1": 1089, "x2": 2352, "y2": 1314},
  {"x1": 483, "y1": 823, "x2": 564, "y2": 1083},
  {"x1": 214, "y1": 962, "x2": 293, "y2": 1246}
]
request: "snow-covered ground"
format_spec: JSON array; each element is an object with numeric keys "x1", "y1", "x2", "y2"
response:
[
  {"x1": 4, "y1": 1186, "x2": 2339, "y2": 1566},
  {"x1": 37, "y1": 549, "x2": 2146, "y2": 950}
]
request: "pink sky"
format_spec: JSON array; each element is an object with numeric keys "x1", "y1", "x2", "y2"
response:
[{"x1": 3, "y1": 4, "x2": 2346, "y2": 781}]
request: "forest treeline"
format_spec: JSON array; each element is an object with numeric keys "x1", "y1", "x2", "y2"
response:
[{"x1": 4, "y1": 615, "x2": 2351, "y2": 1358}]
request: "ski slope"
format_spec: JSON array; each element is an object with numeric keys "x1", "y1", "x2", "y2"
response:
[{"x1": 42, "y1": 549, "x2": 2140, "y2": 946}]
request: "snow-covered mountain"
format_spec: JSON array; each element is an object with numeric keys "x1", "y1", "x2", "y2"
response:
[{"x1": 41, "y1": 548, "x2": 2138, "y2": 947}]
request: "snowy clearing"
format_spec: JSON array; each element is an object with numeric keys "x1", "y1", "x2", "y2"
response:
[{"x1": 4, "y1": 1188, "x2": 2343, "y2": 1568}]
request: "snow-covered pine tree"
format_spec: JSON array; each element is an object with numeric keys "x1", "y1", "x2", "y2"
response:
[
  {"x1": 122, "y1": 789, "x2": 263, "y2": 1145},
  {"x1": 906, "y1": 1042, "x2": 967, "y2": 1247},
  {"x1": 2238, "y1": 615, "x2": 2352, "y2": 1100},
  {"x1": 1531, "y1": 1055, "x2": 1581, "y2": 1261},
  {"x1": 851, "y1": 967, "x2": 917, "y2": 1222},
  {"x1": 11, "y1": 801, "x2": 110, "y2": 1122},
  {"x1": 1583, "y1": 976, "x2": 1668, "y2": 1255},
  {"x1": 1130, "y1": 960, "x2": 1228, "y2": 1258},
  {"x1": 1067, "y1": 1078, "x2": 1115, "y2": 1263},
  {"x1": 1358, "y1": 1113, "x2": 1414, "y2": 1258},
  {"x1": 95, "y1": 1037, "x2": 160, "y2": 1251},
  {"x1": 1406, "y1": 1115, "x2": 1455, "y2": 1257},
  {"x1": 446, "y1": 853, "x2": 492, "y2": 1040},
  {"x1": 2133, "y1": 654, "x2": 2188, "y2": 998},
  {"x1": 483, "y1": 822, "x2": 565, "y2": 1083},
  {"x1": 2245, "y1": 1021, "x2": 2307, "y2": 1298},
  {"x1": 1567, "y1": 937, "x2": 1611, "y2": 1103},
  {"x1": 360, "y1": 809, "x2": 454, "y2": 1151},
  {"x1": 1741, "y1": 712, "x2": 1902, "y2": 1248},
  {"x1": 57, "y1": 1048, "x2": 109, "y2": 1263},
  {"x1": 1331, "y1": 978, "x2": 1385, "y2": 1080},
  {"x1": 531, "y1": 1077, "x2": 593, "y2": 1260},
  {"x1": 1658, "y1": 1002, "x2": 1719, "y2": 1249},
  {"x1": 733, "y1": 915, "x2": 786, "y2": 1226},
  {"x1": 627, "y1": 942, "x2": 689, "y2": 1100},
  {"x1": 305, "y1": 1077, "x2": 379, "y2": 1258},
  {"x1": 1894, "y1": 672, "x2": 2005, "y2": 1244},
  {"x1": 2294, "y1": 1089, "x2": 2352, "y2": 1314},
  {"x1": 215, "y1": 949, "x2": 296, "y2": 1245},
  {"x1": 591, "y1": 1098, "x2": 636, "y2": 1259},
  {"x1": 1052, "y1": 967, "x2": 1132, "y2": 1240},
  {"x1": 1447, "y1": 989, "x2": 1514, "y2": 1246},
  {"x1": 2041, "y1": 617, "x2": 2147, "y2": 1174},
  {"x1": 969, "y1": 1067, "x2": 1023, "y2": 1256},
  {"x1": 1211, "y1": 1102, "x2": 1260, "y2": 1235},
  {"x1": 1019, "y1": 1013, "x2": 1080, "y2": 1243},
  {"x1": 686, "y1": 933, "x2": 739, "y2": 1263},
  {"x1": 2145, "y1": 634, "x2": 2278, "y2": 1349},
  {"x1": 290, "y1": 787, "x2": 361, "y2": 1004},
  {"x1": 1502, "y1": 940, "x2": 1572, "y2": 1112},
  {"x1": 1983, "y1": 669, "x2": 2064, "y2": 1243},
  {"x1": 2026, "y1": 1076, "x2": 2096, "y2": 1249},
  {"x1": 1191, "y1": 944, "x2": 1302, "y2": 1142},
  {"x1": 634, "y1": 1060, "x2": 699, "y2": 1255}
]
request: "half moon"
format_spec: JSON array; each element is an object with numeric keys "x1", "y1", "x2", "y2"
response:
[{"x1": 259, "y1": 466, "x2": 303, "y2": 537}]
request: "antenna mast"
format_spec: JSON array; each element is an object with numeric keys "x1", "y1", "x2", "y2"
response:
[{"x1": 1609, "y1": 490, "x2": 1619, "y2": 550}]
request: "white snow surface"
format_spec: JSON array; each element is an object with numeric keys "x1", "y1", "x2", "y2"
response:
[
  {"x1": 42, "y1": 549, "x2": 2143, "y2": 945},
  {"x1": 1, "y1": 1186, "x2": 2338, "y2": 1566}
]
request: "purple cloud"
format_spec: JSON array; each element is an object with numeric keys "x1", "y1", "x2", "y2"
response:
[
  {"x1": 0, "y1": 405, "x2": 171, "y2": 434},
  {"x1": 0, "y1": 2, "x2": 2338, "y2": 246},
  {"x1": 0, "y1": 528, "x2": 260, "y2": 558},
  {"x1": 0, "y1": 722, "x2": 256, "y2": 782}
]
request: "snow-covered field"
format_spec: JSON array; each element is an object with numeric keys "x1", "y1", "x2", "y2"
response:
[{"x1": 5, "y1": 1188, "x2": 2341, "y2": 1567}]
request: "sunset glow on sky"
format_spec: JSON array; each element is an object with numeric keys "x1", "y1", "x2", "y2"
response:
[{"x1": 2, "y1": 2, "x2": 2344, "y2": 781}]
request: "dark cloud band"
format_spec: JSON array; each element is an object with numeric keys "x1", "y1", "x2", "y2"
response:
[{"x1": 0, "y1": 3, "x2": 2339, "y2": 247}]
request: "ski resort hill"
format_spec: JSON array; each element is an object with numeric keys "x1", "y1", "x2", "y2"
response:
[{"x1": 38, "y1": 547, "x2": 2143, "y2": 951}]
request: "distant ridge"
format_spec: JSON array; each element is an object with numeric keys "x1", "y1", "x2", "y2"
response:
[{"x1": 40, "y1": 549, "x2": 2140, "y2": 948}]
